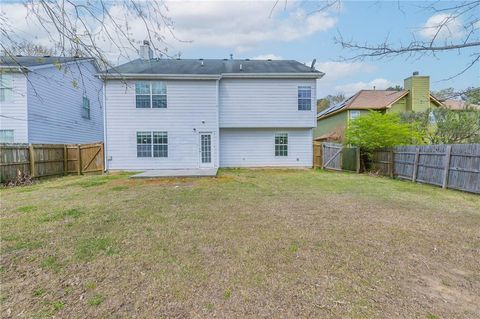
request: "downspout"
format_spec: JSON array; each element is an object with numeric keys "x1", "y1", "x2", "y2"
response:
[{"x1": 102, "y1": 80, "x2": 108, "y2": 172}]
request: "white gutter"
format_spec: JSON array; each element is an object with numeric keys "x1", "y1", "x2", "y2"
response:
[
  {"x1": 98, "y1": 73, "x2": 221, "y2": 80},
  {"x1": 98, "y1": 72, "x2": 325, "y2": 80}
]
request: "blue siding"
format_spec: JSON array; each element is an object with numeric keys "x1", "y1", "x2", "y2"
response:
[{"x1": 27, "y1": 61, "x2": 103, "y2": 143}]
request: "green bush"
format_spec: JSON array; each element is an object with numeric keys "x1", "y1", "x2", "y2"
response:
[{"x1": 345, "y1": 111, "x2": 422, "y2": 151}]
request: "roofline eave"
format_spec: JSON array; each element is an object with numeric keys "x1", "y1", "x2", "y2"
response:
[{"x1": 98, "y1": 72, "x2": 325, "y2": 80}]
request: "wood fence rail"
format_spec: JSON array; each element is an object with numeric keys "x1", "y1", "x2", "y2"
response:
[
  {"x1": 372, "y1": 144, "x2": 480, "y2": 194},
  {"x1": 0, "y1": 142, "x2": 104, "y2": 183}
]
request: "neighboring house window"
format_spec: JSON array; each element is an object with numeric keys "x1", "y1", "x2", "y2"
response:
[
  {"x1": 135, "y1": 81, "x2": 167, "y2": 108},
  {"x1": 298, "y1": 86, "x2": 311, "y2": 111},
  {"x1": 82, "y1": 97, "x2": 90, "y2": 119},
  {"x1": 349, "y1": 110, "x2": 361, "y2": 120},
  {"x1": 0, "y1": 130, "x2": 14, "y2": 143},
  {"x1": 275, "y1": 133, "x2": 288, "y2": 156},
  {"x1": 0, "y1": 73, "x2": 13, "y2": 102},
  {"x1": 136, "y1": 131, "x2": 168, "y2": 158}
]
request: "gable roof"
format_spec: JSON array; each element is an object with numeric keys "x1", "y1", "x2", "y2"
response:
[
  {"x1": 317, "y1": 90, "x2": 408, "y2": 119},
  {"x1": 101, "y1": 59, "x2": 324, "y2": 79},
  {"x1": 0, "y1": 56, "x2": 94, "y2": 69}
]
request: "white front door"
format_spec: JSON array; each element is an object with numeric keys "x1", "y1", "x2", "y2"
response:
[{"x1": 199, "y1": 132, "x2": 214, "y2": 168}]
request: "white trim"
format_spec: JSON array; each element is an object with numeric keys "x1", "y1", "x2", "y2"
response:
[{"x1": 103, "y1": 81, "x2": 108, "y2": 171}]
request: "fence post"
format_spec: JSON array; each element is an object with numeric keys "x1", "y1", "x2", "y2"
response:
[
  {"x1": 412, "y1": 147, "x2": 420, "y2": 182},
  {"x1": 77, "y1": 145, "x2": 82, "y2": 175},
  {"x1": 389, "y1": 149, "x2": 394, "y2": 178},
  {"x1": 100, "y1": 143, "x2": 105, "y2": 173},
  {"x1": 63, "y1": 145, "x2": 68, "y2": 175},
  {"x1": 28, "y1": 144, "x2": 35, "y2": 178},
  {"x1": 442, "y1": 145, "x2": 452, "y2": 189},
  {"x1": 356, "y1": 147, "x2": 361, "y2": 174},
  {"x1": 320, "y1": 144, "x2": 325, "y2": 170}
]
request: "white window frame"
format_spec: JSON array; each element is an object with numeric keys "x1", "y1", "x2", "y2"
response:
[
  {"x1": 349, "y1": 110, "x2": 361, "y2": 120},
  {"x1": 135, "y1": 81, "x2": 167, "y2": 109},
  {"x1": 136, "y1": 131, "x2": 168, "y2": 158},
  {"x1": 0, "y1": 73, "x2": 13, "y2": 102},
  {"x1": 275, "y1": 133, "x2": 288, "y2": 157},
  {"x1": 82, "y1": 96, "x2": 91, "y2": 119},
  {"x1": 298, "y1": 86, "x2": 312, "y2": 111},
  {"x1": 0, "y1": 130, "x2": 14, "y2": 143}
]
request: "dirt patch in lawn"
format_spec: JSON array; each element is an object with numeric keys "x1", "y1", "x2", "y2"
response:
[{"x1": 1, "y1": 169, "x2": 479, "y2": 318}]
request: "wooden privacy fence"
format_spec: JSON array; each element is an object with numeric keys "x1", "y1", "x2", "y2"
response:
[
  {"x1": 0, "y1": 142, "x2": 104, "y2": 183},
  {"x1": 372, "y1": 144, "x2": 480, "y2": 194},
  {"x1": 313, "y1": 142, "x2": 360, "y2": 173}
]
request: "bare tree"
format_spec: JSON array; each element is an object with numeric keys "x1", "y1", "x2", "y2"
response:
[
  {"x1": 334, "y1": 1, "x2": 480, "y2": 79},
  {"x1": 0, "y1": 0, "x2": 179, "y2": 70}
]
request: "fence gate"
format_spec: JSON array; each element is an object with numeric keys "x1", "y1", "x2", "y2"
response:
[
  {"x1": 322, "y1": 143, "x2": 343, "y2": 171},
  {"x1": 79, "y1": 143, "x2": 104, "y2": 173}
]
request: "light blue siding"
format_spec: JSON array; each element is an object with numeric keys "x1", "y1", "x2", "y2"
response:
[
  {"x1": 220, "y1": 128, "x2": 313, "y2": 167},
  {"x1": 0, "y1": 73, "x2": 28, "y2": 143},
  {"x1": 219, "y1": 78, "x2": 316, "y2": 128},
  {"x1": 27, "y1": 61, "x2": 103, "y2": 143}
]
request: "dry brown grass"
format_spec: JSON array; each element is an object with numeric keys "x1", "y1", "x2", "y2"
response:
[{"x1": 1, "y1": 169, "x2": 479, "y2": 318}]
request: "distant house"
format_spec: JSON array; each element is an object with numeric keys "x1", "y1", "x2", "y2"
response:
[
  {"x1": 100, "y1": 41, "x2": 324, "y2": 171},
  {"x1": 442, "y1": 99, "x2": 480, "y2": 111},
  {"x1": 0, "y1": 56, "x2": 103, "y2": 144},
  {"x1": 315, "y1": 73, "x2": 443, "y2": 141}
]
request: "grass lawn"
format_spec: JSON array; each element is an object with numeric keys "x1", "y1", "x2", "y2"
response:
[{"x1": 1, "y1": 169, "x2": 479, "y2": 318}]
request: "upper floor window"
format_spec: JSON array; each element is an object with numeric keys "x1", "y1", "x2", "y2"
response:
[
  {"x1": 0, "y1": 73, "x2": 13, "y2": 102},
  {"x1": 349, "y1": 110, "x2": 361, "y2": 120},
  {"x1": 82, "y1": 97, "x2": 90, "y2": 119},
  {"x1": 0, "y1": 130, "x2": 14, "y2": 143},
  {"x1": 137, "y1": 131, "x2": 168, "y2": 158},
  {"x1": 275, "y1": 133, "x2": 288, "y2": 157},
  {"x1": 135, "y1": 81, "x2": 167, "y2": 108},
  {"x1": 298, "y1": 86, "x2": 311, "y2": 111}
]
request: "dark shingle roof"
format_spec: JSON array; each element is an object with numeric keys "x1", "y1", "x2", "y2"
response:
[
  {"x1": 105, "y1": 58, "x2": 322, "y2": 75},
  {"x1": 0, "y1": 56, "x2": 92, "y2": 68}
]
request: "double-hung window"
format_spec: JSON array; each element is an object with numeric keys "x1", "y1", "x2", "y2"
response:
[
  {"x1": 298, "y1": 86, "x2": 311, "y2": 111},
  {"x1": 0, "y1": 73, "x2": 13, "y2": 102},
  {"x1": 0, "y1": 130, "x2": 14, "y2": 143},
  {"x1": 349, "y1": 110, "x2": 360, "y2": 120},
  {"x1": 135, "y1": 81, "x2": 167, "y2": 108},
  {"x1": 275, "y1": 133, "x2": 288, "y2": 157},
  {"x1": 82, "y1": 97, "x2": 90, "y2": 119},
  {"x1": 136, "y1": 131, "x2": 168, "y2": 158}
]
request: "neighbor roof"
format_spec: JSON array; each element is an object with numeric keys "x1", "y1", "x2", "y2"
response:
[
  {"x1": 102, "y1": 58, "x2": 324, "y2": 78},
  {"x1": 317, "y1": 90, "x2": 409, "y2": 119},
  {"x1": 0, "y1": 56, "x2": 93, "y2": 69}
]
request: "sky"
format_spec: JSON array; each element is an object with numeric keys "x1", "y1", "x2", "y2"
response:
[{"x1": 1, "y1": 0, "x2": 479, "y2": 98}]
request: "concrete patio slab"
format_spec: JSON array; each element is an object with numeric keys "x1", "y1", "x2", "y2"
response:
[{"x1": 130, "y1": 168, "x2": 218, "y2": 178}]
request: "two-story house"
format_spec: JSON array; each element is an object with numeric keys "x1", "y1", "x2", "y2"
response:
[
  {"x1": 315, "y1": 73, "x2": 444, "y2": 141},
  {"x1": 0, "y1": 56, "x2": 103, "y2": 143},
  {"x1": 100, "y1": 43, "x2": 323, "y2": 171}
]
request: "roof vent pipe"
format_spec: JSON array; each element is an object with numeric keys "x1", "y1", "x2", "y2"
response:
[
  {"x1": 239, "y1": 63, "x2": 243, "y2": 71},
  {"x1": 199, "y1": 58, "x2": 204, "y2": 66},
  {"x1": 230, "y1": 53, "x2": 233, "y2": 60},
  {"x1": 310, "y1": 58, "x2": 316, "y2": 70}
]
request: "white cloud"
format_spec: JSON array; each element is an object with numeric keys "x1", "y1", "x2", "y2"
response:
[
  {"x1": 165, "y1": 0, "x2": 337, "y2": 53},
  {"x1": 0, "y1": 1, "x2": 338, "y2": 59},
  {"x1": 316, "y1": 61, "x2": 376, "y2": 81},
  {"x1": 419, "y1": 13, "x2": 465, "y2": 40},
  {"x1": 334, "y1": 78, "x2": 395, "y2": 96},
  {"x1": 252, "y1": 54, "x2": 283, "y2": 60}
]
